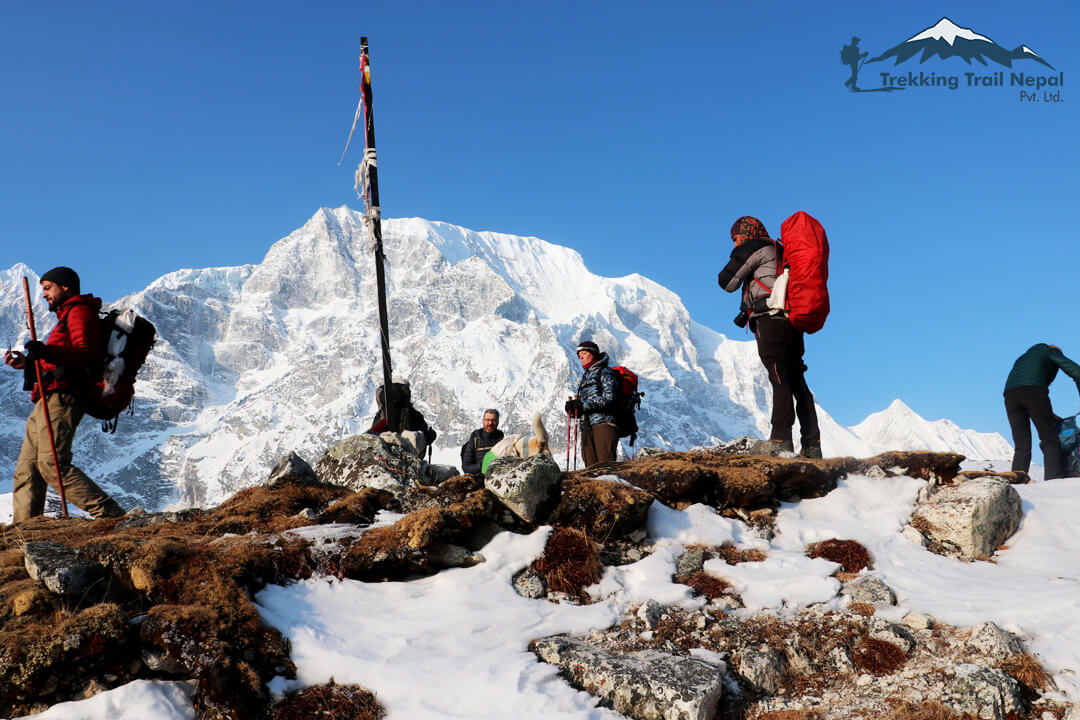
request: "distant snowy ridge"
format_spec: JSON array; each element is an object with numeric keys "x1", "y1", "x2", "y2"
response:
[
  {"x1": 0, "y1": 208, "x2": 1012, "y2": 510},
  {"x1": 870, "y1": 16, "x2": 1055, "y2": 70}
]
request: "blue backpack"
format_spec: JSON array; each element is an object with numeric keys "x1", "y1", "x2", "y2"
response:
[{"x1": 1057, "y1": 414, "x2": 1080, "y2": 475}]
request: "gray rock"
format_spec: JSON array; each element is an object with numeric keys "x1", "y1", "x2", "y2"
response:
[
  {"x1": 636, "y1": 600, "x2": 664, "y2": 629},
  {"x1": 784, "y1": 640, "x2": 815, "y2": 676},
  {"x1": 950, "y1": 663, "x2": 1028, "y2": 720},
  {"x1": 484, "y1": 454, "x2": 562, "y2": 524},
  {"x1": 902, "y1": 611, "x2": 935, "y2": 631},
  {"x1": 512, "y1": 567, "x2": 546, "y2": 599},
  {"x1": 968, "y1": 622, "x2": 1023, "y2": 660},
  {"x1": 427, "y1": 543, "x2": 485, "y2": 569},
  {"x1": 867, "y1": 618, "x2": 916, "y2": 654},
  {"x1": 423, "y1": 463, "x2": 461, "y2": 485},
  {"x1": 824, "y1": 645, "x2": 855, "y2": 675},
  {"x1": 911, "y1": 477, "x2": 1023, "y2": 560},
  {"x1": 23, "y1": 541, "x2": 106, "y2": 599},
  {"x1": 718, "y1": 436, "x2": 793, "y2": 457},
  {"x1": 141, "y1": 647, "x2": 186, "y2": 675},
  {"x1": 901, "y1": 524, "x2": 929, "y2": 547},
  {"x1": 676, "y1": 547, "x2": 707, "y2": 577},
  {"x1": 533, "y1": 636, "x2": 724, "y2": 720},
  {"x1": 842, "y1": 575, "x2": 896, "y2": 605},
  {"x1": 315, "y1": 433, "x2": 424, "y2": 494},
  {"x1": 736, "y1": 644, "x2": 785, "y2": 694},
  {"x1": 265, "y1": 452, "x2": 319, "y2": 488}
]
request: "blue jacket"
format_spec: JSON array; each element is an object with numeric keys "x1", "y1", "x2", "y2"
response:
[{"x1": 577, "y1": 353, "x2": 618, "y2": 428}]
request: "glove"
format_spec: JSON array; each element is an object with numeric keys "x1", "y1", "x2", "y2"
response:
[
  {"x1": 23, "y1": 340, "x2": 47, "y2": 363},
  {"x1": 564, "y1": 398, "x2": 583, "y2": 417}
]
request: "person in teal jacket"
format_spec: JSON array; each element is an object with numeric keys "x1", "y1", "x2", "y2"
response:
[{"x1": 1003, "y1": 343, "x2": 1080, "y2": 479}]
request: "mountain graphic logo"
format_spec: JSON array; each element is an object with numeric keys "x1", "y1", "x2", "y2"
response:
[{"x1": 842, "y1": 17, "x2": 1055, "y2": 93}]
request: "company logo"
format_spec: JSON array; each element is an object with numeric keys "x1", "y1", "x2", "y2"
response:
[{"x1": 841, "y1": 17, "x2": 1064, "y2": 101}]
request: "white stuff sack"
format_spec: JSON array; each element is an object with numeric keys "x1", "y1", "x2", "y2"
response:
[{"x1": 767, "y1": 268, "x2": 789, "y2": 311}]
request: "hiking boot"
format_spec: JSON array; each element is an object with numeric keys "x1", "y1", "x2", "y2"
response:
[
  {"x1": 768, "y1": 438, "x2": 794, "y2": 454},
  {"x1": 800, "y1": 444, "x2": 823, "y2": 459}
]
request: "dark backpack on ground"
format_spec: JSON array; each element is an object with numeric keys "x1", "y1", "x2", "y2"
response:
[
  {"x1": 610, "y1": 366, "x2": 644, "y2": 446},
  {"x1": 1058, "y1": 415, "x2": 1080, "y2": 475},
  {"x1": 81, "y1": 308, "x2": 157, "y2": 431}
]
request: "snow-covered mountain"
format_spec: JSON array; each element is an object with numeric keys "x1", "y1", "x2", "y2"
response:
[
  {"x1": 0, "y1": 208, "x2": 1012, "y2": 510},
  {"x1": 869, "y1": 17, "x2": 1055, "y2": 70}
]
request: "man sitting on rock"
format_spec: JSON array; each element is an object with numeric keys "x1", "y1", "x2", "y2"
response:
[{"x1": 461, "y1": 409, "x2": 504, "y2": 475}]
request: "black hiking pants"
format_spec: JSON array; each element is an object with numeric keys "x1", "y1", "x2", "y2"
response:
[
  {"x1": 1004, "y1": 385, "x2": 1063, "y2": 479},
  {"x1": 754, "y1": 314, "x2": 821, "y2": 449}
]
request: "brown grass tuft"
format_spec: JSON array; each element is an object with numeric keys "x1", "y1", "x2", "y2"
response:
[
  {"x1": 806, "y1": 538, "x2": 872, "y2": 573},
  {"x1": 268, "y1": 682, "x2": 385, "y2": 720},
  {"x1": 683, "y1": 571, "x2": 733, "y2": 599},
  {"x1": 716, "y1": 542, "x2": 767, "y2": 565},
  {"x1": 532, "y1": 528, "x2": 602, "y2": 601},
  {"x1": 851, "y1": 637, "x2": 907, "y2": 675},
  {"x1": 848, "y1": 602, "x2": 876, "y2": 617},
  {"x1": 1000, "y1": 652, "x2": 1051, "y2": 691},
  {"x1": 884, "y1": 700, "x2": 961, "y2": 720},
  {"x1": 756, "y1": 711, "x2": 822, "y2": 720}
]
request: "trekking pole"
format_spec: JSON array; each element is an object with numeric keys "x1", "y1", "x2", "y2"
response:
[
  {"x1": 573, "y1": 416, "x2": 579, "y2": 471},
  {"x1": 22, "y1": 277, "x2": 69, "y2": 517},
  {"x1": 565, "y1": 406, "x2": 572, "y2": 471}
]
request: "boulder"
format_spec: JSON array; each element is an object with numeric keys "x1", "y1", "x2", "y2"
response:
[
  {"x1": 735, "y1": 644, "x2": 785, "y2": 694},
  {"x1": 950, "y1": 664, "x2": 1028, "y2": 720},
  {"x1": 911, "y1": 477, "x2": 1023, "y2": 561},
  {"x1": 967, "y1": 622, "x2": 1022, "y2": 660},
  {"x1": 23, "y1": 541, "x2": 107, "y2": 600},
  {"x1": 867, "y1": 618, "x2": 916, "y2": 654},
  {"x1": 315, "y1": 433, "x2": 424, "y2": 494},
  {"x1": 532, "y1": 636, "x2": 724, "y2": 720},
  {"x1": 265, "y1": 452, "x2": 320, "y2": 489},
  {"x1": 842, "y1": 576, "x2": 896, "y2": 606},
  {"x1": 484, "y1": 454, "x2": 562, "y2": 524}
]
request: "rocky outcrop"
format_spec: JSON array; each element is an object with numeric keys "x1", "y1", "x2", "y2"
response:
[
  {"x1": 547, "y1": 476, "x2": 653, "y2": 541},
  {"x1": 532, "y1": 635, "x2": 725, "y2": 720},
  {"x1": 910, "y1": 476, "x2": 1023, "y2": 560}
]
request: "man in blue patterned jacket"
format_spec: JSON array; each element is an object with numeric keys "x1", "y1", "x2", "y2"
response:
[{"x1": 565, "y1": 340, "x2": 619, "y2": 467}]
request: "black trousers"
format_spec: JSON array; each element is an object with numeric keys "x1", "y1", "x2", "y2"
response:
[
  {"x1": 754, "y1": 315, "x2": 821, "y2": 447},
  {"x1": 1004, "y1": 385, "x2": 1063, "y2": 479}
]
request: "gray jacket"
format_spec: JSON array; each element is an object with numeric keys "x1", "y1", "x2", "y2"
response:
[
  {"x1": 577, "y1": 353, "x2": 618, "y2": 428},
  {"x1": 717, "y1": 237, "x2": 780, "y2": 316}
]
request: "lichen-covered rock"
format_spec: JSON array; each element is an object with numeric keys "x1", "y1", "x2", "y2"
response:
[
  {"x1": 841, "y1": 575, "x2": 896, "y2": 606},
  {"x1": 512, "y1": 568, "x2": 546, "y2": 599},
  {"x1": 911, "y1": 477, "x2": 1023, "y2": 561},
  {"x1": 532, "y1": 635, "x2": 724, "y2": 720},
  {"x1": 867, "y1": 618, "x2": 916, "y2": 654},
  {"x1": 736, "y1": 644, "x2": 785, "y2": 694},
  {"x1": 950, "y1": 663, "x2": 1028, "y2": 719},
  {"x1": 315, "y1": 433, "x2": 424, "y2": 494},
  {"x1": 484, "y1": 454, "x2": 562, "y2": 524},
  {"x1": 23, "y1": 542, "x2": 107, "y2": 600},
  {"x1": 967, "y1": 621, "x2": 1022, "y2": 660}
]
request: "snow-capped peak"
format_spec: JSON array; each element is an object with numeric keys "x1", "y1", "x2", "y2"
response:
[{"x1": 907, "y1": 17, "x2": 993, "y2": 46}]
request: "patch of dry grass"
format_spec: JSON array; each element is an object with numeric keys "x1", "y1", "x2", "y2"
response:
[
  {"x1": 806, "y1": 539, "x2": 872, "y2": 573},
  {"x1": 533, "y1": 528, "x2": 602, "y2": 601}
]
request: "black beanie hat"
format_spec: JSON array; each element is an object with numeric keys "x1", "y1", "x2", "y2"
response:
[
  {"x1": 577, "y1": 341, "x2": 600, "y2": 356},
  {"x1": 41, "y1": 267, "x2": 81, "y2": 294}
]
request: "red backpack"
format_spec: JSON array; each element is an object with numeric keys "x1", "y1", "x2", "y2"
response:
[
  {"x1": 81, "y1": 309, "x2": 157, "y2": 431},
  {"x1": 610, "y1": 366, "x2": 644, "y2": 445},
  {"x1": 779, "y1": 211, "x2": 830, "y2": 334}
]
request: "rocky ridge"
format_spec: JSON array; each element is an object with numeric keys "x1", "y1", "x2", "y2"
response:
[{"x1": 0, "y1": 434, "x2": 1068, "y2": 720}]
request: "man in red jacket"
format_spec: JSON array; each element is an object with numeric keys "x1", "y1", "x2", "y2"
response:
[{"x1": 4, "y1": 267, "x2": 124, "y2": 522}]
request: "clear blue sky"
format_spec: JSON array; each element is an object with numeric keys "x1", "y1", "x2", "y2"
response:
[{"x1": 2, "y1": 1, "x2": 1078, "y2": 439}]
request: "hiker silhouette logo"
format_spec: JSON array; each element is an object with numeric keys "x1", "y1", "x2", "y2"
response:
[{"x1": 842, "y1": 17, "x2": 1063, "y2": 99}]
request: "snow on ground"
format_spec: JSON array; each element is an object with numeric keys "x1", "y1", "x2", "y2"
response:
[{"x1": 8, "y1": 465, "x2": 1080, "y2": 719}]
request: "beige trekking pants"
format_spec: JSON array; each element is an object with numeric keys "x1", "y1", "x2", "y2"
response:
[{"x1": 12, "y1": 392, "x2": 125, "y2": 522}]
